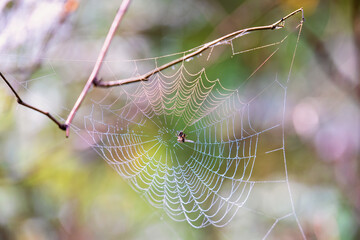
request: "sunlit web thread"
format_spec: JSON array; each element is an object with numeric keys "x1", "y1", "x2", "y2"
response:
[{"x1": 81, "y1": 20, "x2": 303, "y2": 228}]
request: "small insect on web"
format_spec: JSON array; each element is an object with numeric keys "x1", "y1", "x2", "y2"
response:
[{"x1": 77, "y1": 9, "x2": 305, "y2": 231}]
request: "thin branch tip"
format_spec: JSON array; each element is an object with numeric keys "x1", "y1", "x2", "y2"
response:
[
  {"x1": 65, "y1": 126, "x2": 70, "y2": 137},
  {"x1": 299, "y1": 7, "x2": 305, "y2": 22}
]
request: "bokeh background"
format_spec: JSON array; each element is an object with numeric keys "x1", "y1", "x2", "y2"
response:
[{"x1": 0, "y1": 0, "x2": 359, "y2": 239}]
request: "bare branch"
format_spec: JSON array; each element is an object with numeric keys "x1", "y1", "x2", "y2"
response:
[
  {"x1": 64, "y1": 0, "x2": 132, "y2": 137},
  {"x1": 94, "y1": 8, "x2": 304, "y2": 88},
  {"x1": 0, "y1": 72, "x2": 67, "y2": 130}
]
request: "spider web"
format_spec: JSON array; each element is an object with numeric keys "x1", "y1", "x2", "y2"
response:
[
  {"x1": 0, "y1": 2, "x2": 305, "y2": 235},
  {"x1": 75, "y1": 16, "x2": 304, "y2": 231}
]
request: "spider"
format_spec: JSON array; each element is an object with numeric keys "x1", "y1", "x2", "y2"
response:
[
  {"x1": 177, "y1": 131, "x2": 194, "y2": 143},
  {"x1": 177, "y1": 131, "x2": 186, "y2": 142}
]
